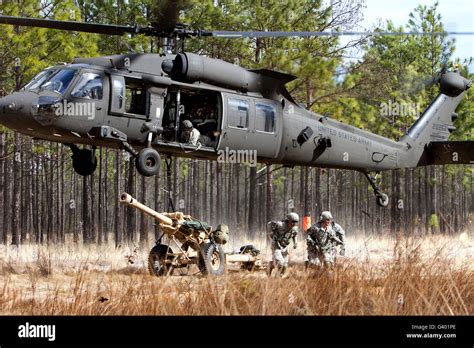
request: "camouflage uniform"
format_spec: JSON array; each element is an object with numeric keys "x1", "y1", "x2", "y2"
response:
[
  {"x1": 332, "y1": 222, "x2": 346, "y2": 256},
  {"x1": 267, "y1": 220, "x2": 298, "y2": 273},
  {"x1": 305, "y1": 221, "x2": 342, "y2": 267}
]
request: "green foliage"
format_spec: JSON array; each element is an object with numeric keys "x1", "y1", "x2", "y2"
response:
[
  {"x1": 0, "y1": 0, "x2": 99, "y2": 95},
  {"x1": 428, "y1": 214, "x2": 439, "y2": 229},
  {"x1": 338, "y1": 1, "x2": 472, "y2": 143}
]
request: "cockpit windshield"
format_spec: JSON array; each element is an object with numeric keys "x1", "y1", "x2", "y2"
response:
[
  {"x1": 23, "y1": 68, "x2": 58, "y2": 91},
  {"x1": 39, "y1": 68, "x2": 77, "y2": 95}
]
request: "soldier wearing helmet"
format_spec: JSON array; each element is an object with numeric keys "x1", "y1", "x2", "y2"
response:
[
  {"x1": 267, "y1": 212, "x2": 299, "y2": 275},
  {"x1": 181, "y1": 119, "x2": 201, "y2": 146},
  {"x1": 305, "y1": 211, "x2": 344, "y2": 268}
]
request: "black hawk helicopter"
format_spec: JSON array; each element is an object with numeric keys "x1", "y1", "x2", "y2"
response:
[{"x1": 0, "y1": 6, "x2": 472, "y2": 207}]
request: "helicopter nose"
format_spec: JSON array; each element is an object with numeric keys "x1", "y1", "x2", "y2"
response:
[{"x1": 0, "y1": 92, "x2": 41, "y2": 132}]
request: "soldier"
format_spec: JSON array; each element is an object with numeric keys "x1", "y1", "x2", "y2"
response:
[
  {"x1": 332, "y1": 217, "x2": 346, "y2": 256},
  {"x1": 181, "y1": 119, "x2": 201, "y2": 146},
  {"x1": 305, "y1": 211, "x2": 343, "y2": 268},
  {"x1": 267, "y1": 212, "x2": 299, "y2": 275},
  {"x1": 319, "y1": 211, "x2": 346, "y2": 255}
]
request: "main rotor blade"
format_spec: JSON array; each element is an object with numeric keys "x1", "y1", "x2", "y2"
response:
[
  {"x1": 209, "y1": 30, "x2": 474, "y2": 38},
  {"x1": 0, "y1": 15, "x2": 139, "y2": 36}
]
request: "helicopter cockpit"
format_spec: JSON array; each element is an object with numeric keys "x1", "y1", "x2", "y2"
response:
[{"x1": 24, "y1": 66, "x2": 104, "y2": 100}]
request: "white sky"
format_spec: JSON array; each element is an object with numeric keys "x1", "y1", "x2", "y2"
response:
[{"x1": 359, "y1": 0, "x2": 474, "y2": 68}]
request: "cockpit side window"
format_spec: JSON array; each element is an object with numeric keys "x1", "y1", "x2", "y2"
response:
[
  {"x1": 40, "y1": 69, "x2": 77, "y2": 95},
  {"x1": 71, "y1": 73, "x2": 103, "y2": 100}
]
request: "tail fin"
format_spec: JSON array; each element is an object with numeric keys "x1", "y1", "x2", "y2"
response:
[{"x1": 399, "y1": 72, "x2": 471, "y2": 167}]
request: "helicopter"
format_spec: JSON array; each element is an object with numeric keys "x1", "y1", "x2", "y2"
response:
[{"x1": 0, "y1": 10, "x2": 472, "y2": 208}]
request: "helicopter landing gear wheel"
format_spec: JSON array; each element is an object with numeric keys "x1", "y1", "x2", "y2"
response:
[
  {"x1": 376, "y1": 193, "x2": 389, "y2": 207},
  {"x1": 69, "y1": 145, "x2": 97, "y2": 176},
  {"x1": 135, "y1": 148, "x2": 161, "y2": 176},
  {"x1": 364, "y1": 172, "x2": 389, "y2": 208}
]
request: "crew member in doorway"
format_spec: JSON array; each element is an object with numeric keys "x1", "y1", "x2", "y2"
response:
[{"x1": 181, "y1": 119, "x2": 200, "y2": 146}]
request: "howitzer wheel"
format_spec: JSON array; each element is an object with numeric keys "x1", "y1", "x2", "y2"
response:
[
  {"x1": 148, "y1": 244, "x2": 173, "y2": 276},
  {"x1": 199, "y1": 243, "x2": 225, "y2": 276}
]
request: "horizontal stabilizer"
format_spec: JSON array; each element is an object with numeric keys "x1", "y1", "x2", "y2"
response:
[
  {"x1": 248, "y1": 68, "x2": 297, "y2": 84},
  {"x1": 417, "y1": 141, "x2": 474, "y2": 166}
]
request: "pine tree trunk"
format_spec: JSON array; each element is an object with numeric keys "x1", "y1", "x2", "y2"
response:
[
  {"x1": 98, "y1": 147, "x2": 103, "y2": 244},
  {"x1": 0, "y1": 132, "x2": 4, "y2": 243},
  {"x1": 104, "y1": 148, "x2": 109, "y2": 243},
  {"x1": 90, "y1": 162, "x2": 96, "y2": 243},
  {"x1": 266, "y1": 164, "x2": 274, "y2": 222},
  {"x1": 154, "y1": 162, "x2": 162, "y2": 239},
  {"x1": 82, "y1": 175, "x2": 91, "y2": 244},
  {"x1": 299, "y1": 167, "x2": 305, "y2": 215},
  {"x1": 209, "y1": 162, "x2": 215, "y2": 225},
  {"x1": 283, "y1": 168, "x2": 288, "y2": 215},
  {"x1": 203, "y1": 161, "x2": 209, "y2": 223},
  {"x1": 139, "y1": 175, "x2": 148, "y2": 247},
  {"x1": 227, "y1": 164, "x2": 232, "y2": 224},
  {"x1": 59, "y1": 144, "x2": 65, "y2": 242},
  {"x1": 114, "y1": 151, "x2": 123, "y2": 247},
  {"x1": 235, "y1": 164, "x2": 241, "y2": 229},
  {"x1": 248, "y1": 166, "x2": 257, "y2": 235},
  {"x1": 11, "y1": 133, "x2": 21, "y2": 245},
  {"x1": 126, "y1": 159, "x2": 136, "y2": 243}
]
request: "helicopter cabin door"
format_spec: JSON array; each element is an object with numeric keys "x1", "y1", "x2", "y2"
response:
[
  {"x1": 219, "y1": 95, "x2": 281, "y2": 159},
  {"x1": 219, "y1": 96, "x2": 253, "y2": 152},
  {"x1": 107, "y1": 74, "x2": 151, "y2": 142},
  {"x1": 250, "y1": 100, "x2": 281, "y2": 158}
]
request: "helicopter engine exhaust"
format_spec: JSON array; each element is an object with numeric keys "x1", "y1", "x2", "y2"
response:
[{"x1": 162, "y1": 52, "x2": 261, "y2": 92}]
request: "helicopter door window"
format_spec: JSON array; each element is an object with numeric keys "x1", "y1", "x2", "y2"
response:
[
  {"x1": 227, "y1": 98, "x2": 249, "y2": 129},
  {"x1": 255, "y1": 103, "x2": 276, "y2": 133},
  {"x1": 124, "y1": 81, "x2": 147, "y2": 116},
  {"x1": 110, "y1": 76, "x2": 125, "y2": 114},
  {"x1": 71, "y1": 73, "x2": 103, "y2": 100}
]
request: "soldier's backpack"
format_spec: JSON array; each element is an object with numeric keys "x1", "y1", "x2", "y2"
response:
[{"x1": 210, "y1": 224, "x2": 230, "y2": 244}]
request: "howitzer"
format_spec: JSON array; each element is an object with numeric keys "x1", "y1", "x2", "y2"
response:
[
  {"x1": 120, "y1": 192, "x2": 211, "y2": 247},
  {"x1": 120, "y1": 192, "x2": 263, "y2": 276},
  {"x1": 120, "y1": 192, "x2": 226, "y2": 276}
]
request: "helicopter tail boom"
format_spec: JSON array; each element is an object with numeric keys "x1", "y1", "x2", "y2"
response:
[{"x1": 398, "y1": 72, "x2": 471, "y2": 168}]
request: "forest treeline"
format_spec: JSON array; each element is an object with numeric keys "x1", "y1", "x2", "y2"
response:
[{"x1": 0, "y1": 0, "x2": 472, "y2": 246}]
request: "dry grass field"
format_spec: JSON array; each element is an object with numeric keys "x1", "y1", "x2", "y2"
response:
[{"x1": 0, "y1": 231, "x2": 472, "y2": 315}]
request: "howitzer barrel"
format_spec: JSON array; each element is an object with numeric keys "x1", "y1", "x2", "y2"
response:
[{"x1": 120, "y1": 192, "x2": 173, "y2": 226}]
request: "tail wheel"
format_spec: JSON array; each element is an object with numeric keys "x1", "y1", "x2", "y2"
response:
[
  {"x1": 376, "y1": 193, "x2": 389, "y2": 207},
  {"x1": 148, "y1": 244, "x2": 173, "y2": 276},
  {"x1": 199, "y1": 243, "x2": 226, "y2": 276}
]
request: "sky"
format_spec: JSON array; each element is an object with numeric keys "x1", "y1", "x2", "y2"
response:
[{"x1": 359, "y1": 0, "x2": 474, "y2": 69}]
